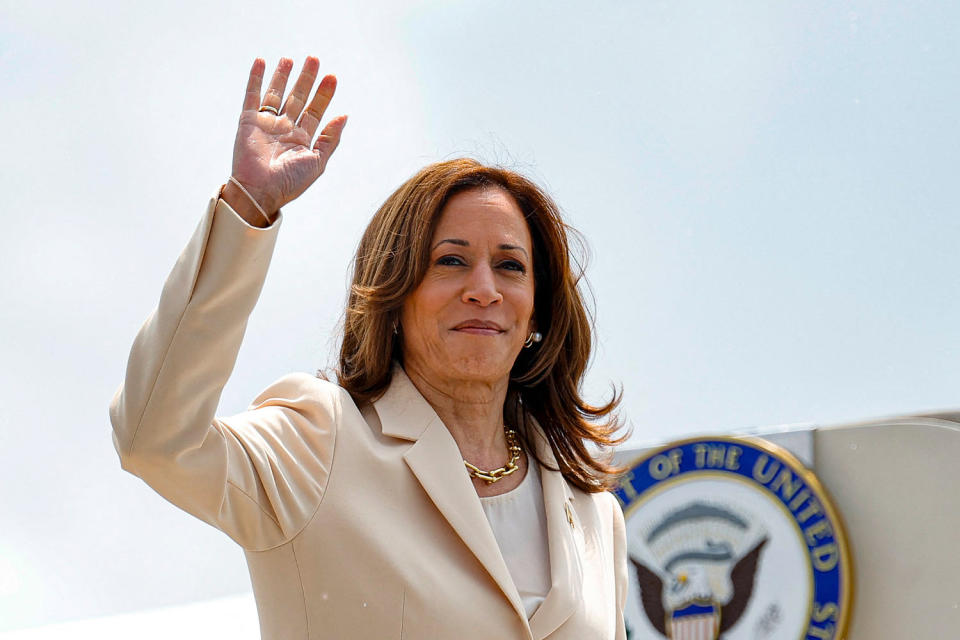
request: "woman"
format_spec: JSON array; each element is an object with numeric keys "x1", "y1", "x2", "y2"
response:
[{"x1": 110, "y1": 57, "x2": 628, "y2": 639}]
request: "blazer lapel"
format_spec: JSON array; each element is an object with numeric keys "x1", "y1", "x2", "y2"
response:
[
  {"x1": 374, "y1": 367, "x2": 529, "y2": 625},
  {"x1": 528, "y1": 424, "x2": 585, "y2": 640}
]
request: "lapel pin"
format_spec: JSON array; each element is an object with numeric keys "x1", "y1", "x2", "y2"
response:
[{"x1": 564, "y1": 502, "x2": 575, "y2": 529}]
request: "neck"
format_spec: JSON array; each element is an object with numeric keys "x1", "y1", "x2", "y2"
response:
[{"x1": 402, "y1": 362, "x2": 511, "y2": 469}]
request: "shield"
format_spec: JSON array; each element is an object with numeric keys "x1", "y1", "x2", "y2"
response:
[{"x1": 668, "y1": 601, "x2": 719, "y2": 640}]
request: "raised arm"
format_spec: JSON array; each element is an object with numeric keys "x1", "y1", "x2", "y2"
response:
[{"x1": 109, "y1": 58, "x2": 346, "y2": 551}]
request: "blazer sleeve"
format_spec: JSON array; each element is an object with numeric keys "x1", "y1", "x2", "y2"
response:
[{"x1": 109, "y1": 193, "x2": 337, "y2": 551}]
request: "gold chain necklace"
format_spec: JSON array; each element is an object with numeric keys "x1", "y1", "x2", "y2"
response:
[{"x1": 464, "y1": 427, "x2": 523, "y2": 484}]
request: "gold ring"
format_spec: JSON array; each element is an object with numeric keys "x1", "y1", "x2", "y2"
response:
[{"x1": 258, "y1": 105, "x2": 280, "y2": 115}]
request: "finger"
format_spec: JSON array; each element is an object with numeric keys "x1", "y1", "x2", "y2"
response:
[
  {"x1": 242, "y1": 58, "x2": 266, "y2": 112},
  {"x1": 299, "y1": 74, "x2": 338, "y2": 138},
  {"x1": 281, "y1": 56, "x2": 319, "y2": 121},
  {"x1": 261, "y1": 58, "x2": 294, "y2": 110},
  {"x1": 313, "y1": 114, "x2": 348, "y2": 162}
]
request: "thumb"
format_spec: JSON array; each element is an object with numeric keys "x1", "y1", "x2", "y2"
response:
[{"x1": 313, "y1": 115, "x2": 348, "y2": 161}]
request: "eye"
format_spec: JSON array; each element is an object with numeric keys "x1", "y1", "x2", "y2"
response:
[
  {"x1": 498, "y1": 259, "x2": 526, "y2": 273},
  {"x1": 436, "y1": 255, "x2": 466, "y2": 266}
]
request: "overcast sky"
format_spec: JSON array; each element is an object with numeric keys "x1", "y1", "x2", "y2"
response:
[{"x1": 2, "y1": 0, "x2": 959, "y2": 631}]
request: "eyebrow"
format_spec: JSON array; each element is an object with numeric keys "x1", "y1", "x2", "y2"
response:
[{"x1": 432, "y1": 238, "x2": 529, "y2": 258}]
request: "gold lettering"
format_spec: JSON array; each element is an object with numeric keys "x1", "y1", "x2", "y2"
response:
[
  {"x1": 696, "y1": 445, "x2": 738, "y2": 469},
  {"x1": 753, "y1": 454, "x2": 780, "y2": 483},
  {"x1": 806, "y1": 622, "x2": 835, "y2": 639},
  {"x1": 669, "y1": 448, "x2": 683, "y2": 473},
  {"x1": 649, "y1": 456, "x2": 671, "y2": 480},
  {"x1": 650, "y1": 449, "x2": 683, "y2": 479},
  {"x1": 770, "y1": 468, "x2": 803, "y2": 501},
  {"x1": 617, "y1": 472, "x2": 639, "y2": 502},
  {"x1": 725, "y1": 446, "x2": 741, "y2": 470},
  {"x1": 649, "y1": 456, "x2": 669, "y2": 479},
  {"x1": 797, "y1": 499, "x2": 823, "y2": 523},
  {"x1": 812, "y1": 543, "x2": 839, "y2": 571},
  {"x1": 708, "y1": 445, "x2": 726, "y2": 468},
  {"x1": 812, "y1": 602, "x2": 838, "y2": 623},
  {"x1": 694, "y1": 444, "x2": 708, "y2": 468},
  {"x1": 789, "y1": 488, "x2": 811, "y2": 511},
  {"x1": 804, "y1": 520, "x2": 833, "y2": 546}
]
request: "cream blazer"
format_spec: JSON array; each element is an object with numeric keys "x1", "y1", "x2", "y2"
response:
[{"x1": 109, "y1": 194, "x2": 628, "y2": 639}]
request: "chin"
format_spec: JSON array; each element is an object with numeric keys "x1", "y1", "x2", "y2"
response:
[{"x1": 446, "y1": 351, "x2": 517, "y2": 384}]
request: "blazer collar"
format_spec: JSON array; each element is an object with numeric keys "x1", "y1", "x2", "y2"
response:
[
  {"x1": 527, "y1": 422, "x2": 585, "y2": 639},
  {"x1": 373, "y1": 364, "x2": 440, "y2": 442},
  {"x1": 374, "y1": 366, "x2": 529, "y2": 624},
  {"x1": 373, "y1": 366, "x2": 585, "y2": 639}
]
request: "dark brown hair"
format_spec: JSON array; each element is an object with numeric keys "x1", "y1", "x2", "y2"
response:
[{"x1": 333, "y1": 158, "x2": 627, "y2": 492}]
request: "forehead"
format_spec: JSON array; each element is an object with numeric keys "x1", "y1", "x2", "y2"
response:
[{"x1": 432, "y1": 187, "x2": 532, "y2": 248}]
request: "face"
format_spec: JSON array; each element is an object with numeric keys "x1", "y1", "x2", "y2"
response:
[{"x1": 400, "y1": 187, "x2": 536, "y2": 387}]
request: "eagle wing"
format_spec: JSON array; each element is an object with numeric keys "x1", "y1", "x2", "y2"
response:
[
  {"x1": 631, "y1": 557, "x2": 667, "y2": 636},
  {"x1": 719, "y1": 537, "x2": 768, "y2": 633}
]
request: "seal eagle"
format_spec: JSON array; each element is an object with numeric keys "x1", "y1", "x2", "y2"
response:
[{"x1": 632, "y1": 538, "x2": 768, "y2": 639}]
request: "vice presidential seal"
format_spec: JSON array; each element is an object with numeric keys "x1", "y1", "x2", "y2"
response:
[{"x1": 613, "y1": 436, "x2": 852, "y2": 640}]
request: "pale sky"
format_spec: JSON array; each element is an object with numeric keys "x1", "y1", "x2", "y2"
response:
[{"x1": 2, "y1": 0, "x2": 958, "y2": 632}]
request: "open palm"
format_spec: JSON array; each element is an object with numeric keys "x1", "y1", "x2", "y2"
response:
[{"x1": 231, "y1": 57, "x2": 347, "y2": 215}]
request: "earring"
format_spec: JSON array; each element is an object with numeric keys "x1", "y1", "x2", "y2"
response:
[
  {"x1": 392, "y1": 321, "x2": 399, "y2": 335},
  {"x1": 523, "y1": 331, "x2": 543, "y2": 349}
]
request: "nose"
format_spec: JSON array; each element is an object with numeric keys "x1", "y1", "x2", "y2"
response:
[{"x1": 461, "y1": 263, "x2": 503, "y2": 307}]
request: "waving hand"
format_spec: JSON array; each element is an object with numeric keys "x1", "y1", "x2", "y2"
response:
[{"x1": 228, "y1": 57, "x2": 347, "y2": 221}]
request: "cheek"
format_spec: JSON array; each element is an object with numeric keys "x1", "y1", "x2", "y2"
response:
[
  {"x1": 515, "y1": 285, "x2": 536, "y2": 330},
  {"x1": 400, "y1": 300, "x2": 429, "y2": 345},
  {"x1": 400, "y1": 286, "x2": 447, "y2": 344}
]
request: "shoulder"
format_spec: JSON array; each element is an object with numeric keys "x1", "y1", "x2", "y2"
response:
[
  {"x1": 245, "y1": 372, "x2": 356, "y2": 424},
  {"x1": 591, "y1": 489, "x2": 625, "y2": 523},
  {"x1": 559, "y1": 474, "x2": 623, "y2": 524},
  {"x1": 571, "y1": 485, "x2": 626, "y2": 544},
  {"x1": 605, "y1": 490, "x2": 626, "y2": 542},
  {"x1": 601, "y1": 490, "x2": 626, "y2": 525}
]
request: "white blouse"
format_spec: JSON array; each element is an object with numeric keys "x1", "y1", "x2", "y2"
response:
[{"x1": 479, "y1": 463, "x2": 553, "y2": 618}]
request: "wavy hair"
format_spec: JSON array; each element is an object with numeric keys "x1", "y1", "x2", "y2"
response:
[{"x1": 332, "y1": 158, "x2": 627, "y2": 492}]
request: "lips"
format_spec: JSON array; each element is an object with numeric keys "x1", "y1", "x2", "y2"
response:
[{"x1": 452, "y1": 319, "x2": 505, "y2": 335}]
